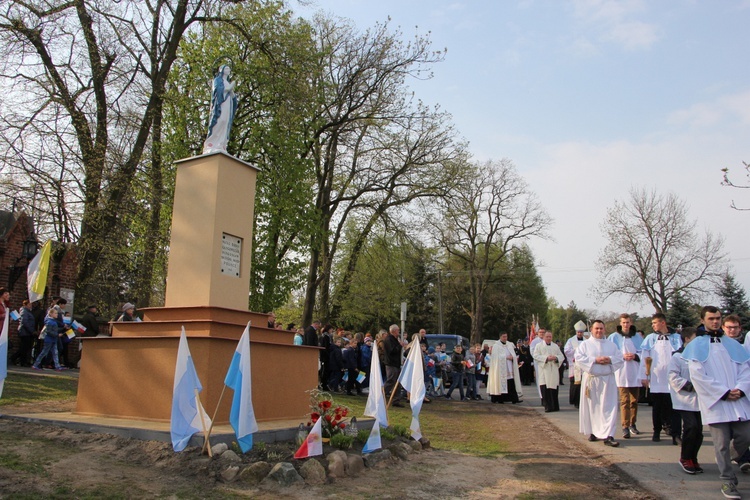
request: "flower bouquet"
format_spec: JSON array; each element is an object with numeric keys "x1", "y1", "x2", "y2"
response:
[{"x1": 306, "y1": 389, "x2": 351, "y2": 440}]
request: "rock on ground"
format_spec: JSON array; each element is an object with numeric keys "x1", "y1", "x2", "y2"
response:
[
  {"x1": 327, "y1": 451, "x2": 347, "y2": 478},
  {"x1": 220, "y1": 465, "x2": 240, "y2": 482},
  {"x1": 299, "y1": 459, "x2": 327, "y2": 485},
  {"x1": 219, "y1": 449, "x2": 241, "y2": 463},
  {"x1": 363, "y1": 449, "x2": 393, "y2": 468},
  {"x1": 239, "y1": 461, "x2": 272, "y2": 485},
  {"x1": 345, "y1": 454, "x2": 365, "y2": 477},
  {"x1": 261, "y1": 462, "x2": 304, "y2": 488},
  {"x1": 211, "y1": 443, "x2": 229, "y2": 455}
]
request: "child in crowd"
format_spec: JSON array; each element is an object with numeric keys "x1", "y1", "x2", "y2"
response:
[
  {"x1": 668, "y1": 327, "x2": 703, "y2": 475},
  {"x1": 445, "y1": 344, "x2": 466, "y2": 401},
  {"x1": 328, "y1": 336, "x2": 344, "y2": 392},
  {"x1": 32, "y1": 308, "x2": 67, "y2": 371},
  {"x1": 343, "y1": 337, "x2": 361, "y2": 395}
]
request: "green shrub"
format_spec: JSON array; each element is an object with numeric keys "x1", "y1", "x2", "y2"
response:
[
  {"x1": 330, "y1": 433, "x2": 354, "y2": 450},
  {"x1": 355, "y1": 429, "x2": 370, "y2": 444},
  {"x1": 381, "y1": 429, "x2": 397, "y2": 441},
  {"x1": 391, "y1": 424, "x2": 410, "y2": 438}
]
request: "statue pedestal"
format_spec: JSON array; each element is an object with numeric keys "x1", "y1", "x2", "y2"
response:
[{"x1": 75, "y1": 153, "x2": 319, "y2": 424}]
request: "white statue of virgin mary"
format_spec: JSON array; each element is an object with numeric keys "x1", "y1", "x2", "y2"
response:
[{"x1": 203, "y1": 64, "x2": 238, "y2": 154}]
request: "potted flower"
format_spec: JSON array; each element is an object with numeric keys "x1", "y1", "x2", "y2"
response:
[{"x1": 306, "y1": 389, "x2": 351, "y2": 441}]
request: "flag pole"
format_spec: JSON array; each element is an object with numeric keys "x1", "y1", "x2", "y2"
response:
[
  {"x1": 386, "y1": 337, "x2": 416, "y2": 410},
  {"x1": 195, "y1": 388, "x2": 213, "y2": 457},
  {"x1": 201, "y1": 383, "x2": 228, "y2": 455}
]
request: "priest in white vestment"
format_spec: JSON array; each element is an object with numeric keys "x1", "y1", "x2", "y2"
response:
[
  {"x1": 684, "y1": 306, "x2": 750, "y2": 499},
  {"x1": 530, "y1": 329, "x2": 546, "y2": 401},
  {"x1": 533, "y1": 331, "x2": 564, "y2": 412},
  {"x1": 564, "y1": 321, "x2": 587, "y2": 408},
  {"x1": 494, "y1": 333, "x2": 523, "y2": 404},
  {"x1": 487, "y1": 342, "x2": 507, "y2": 404},
  {"x1": 576, "y1": 320, "x2": 624, "y2": 447}
]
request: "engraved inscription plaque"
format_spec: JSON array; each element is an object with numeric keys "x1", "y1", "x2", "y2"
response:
[{"x1": 220, "y1": 233, "x2": 242, "y2": 277}]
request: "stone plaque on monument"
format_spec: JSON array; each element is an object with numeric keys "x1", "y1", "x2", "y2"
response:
[{"x1": 220, "y1": 233, "x2": 242, "y2": 277}]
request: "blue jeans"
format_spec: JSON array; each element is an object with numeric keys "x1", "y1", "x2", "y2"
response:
[
  {"x1": 34, "y1": 341, "x2": 60, "y2": 369},
  {"x1": 446, "y1": 371, "x2": 465, "y2": 400},
  {"x1": 466, "y1": 373, "x2": 477, "y2": 399}
]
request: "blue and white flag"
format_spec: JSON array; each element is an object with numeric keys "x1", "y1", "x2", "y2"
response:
[
  {"x1": 171, "y1": 327, "x2": 211, "y2": 452},
  {"x1": 397, "y1": 337, "x2": 426, "y2": 441},
  {"x1": 361, "y1": 416, "x2": 382, "y2": 454},
  {"x1": 364, "y1": 335, "x2": 388, "y2": 427},
  {"x1": 0, "y1": 309, "x2": 8, "y2": 398},
  {"x1": 224, "y1": 322, "x2": 258, "y2": 452}
]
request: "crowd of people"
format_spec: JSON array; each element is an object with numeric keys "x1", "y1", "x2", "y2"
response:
[
  {"x1": 295, "y1": 307, "x2": 750, "y2": 499},
  {"x1": 567, "y1": 308, "x2": 750, "y2": 500}
]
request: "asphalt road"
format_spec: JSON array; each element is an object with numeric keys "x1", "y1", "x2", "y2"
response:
[{"x1": 518, "y1": 375, "x2": 743, "y2": 500}]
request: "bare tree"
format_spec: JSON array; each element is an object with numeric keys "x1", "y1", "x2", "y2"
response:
[
  {"x1": 0, "y1": 0, "x2": 220, "y2": 307},
  {"x1": 299, "y1": 16, "x2": 465, "y2": 326},
  {"x1": 428, "y1": 159, "x2": 552, "y2": 344},
  {"x1": 722, "y1": 161, "x2": 750, "y2": 211},
  {"x1": 595, "y1": 187, "x2": 727, "y2": 313}
]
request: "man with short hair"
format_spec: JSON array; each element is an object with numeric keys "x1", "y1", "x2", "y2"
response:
[
  {"x1": 576, "y1": 320, "x2": 624, "y2": 447},
  {"x1": 494, "y1": 332, "x2": 523, "y2": 404},
  {"x1": 564, "y1": 321, "x2": 587, "y2": 408},
  {"x1": 531, "y1": 328, "x2": 546, "y2": 402},
  {"x1": 533, "y1": 331, "x2": 564, "y2": 412},
  {"x1": 640, "y1": 313, "x2": 682, "y2": 442},
  {"x1": 723, "y1": 315, "x2": 744, "y2": 343},
  {"x1": 609, "y1": 313, "x2": 643, "y2": 438},
  {"x1": 383, "y1": 324, "x2": 405, "y2": 408},
  {"x1": 684, "y1": 306, "x2": 750, "y2": 499},
  {"x1": 303, "y1": 320, "x2": 320, "y2": 347},
  {"x1": 418, "y1": 328, "x2": 428, "y2": 349}
]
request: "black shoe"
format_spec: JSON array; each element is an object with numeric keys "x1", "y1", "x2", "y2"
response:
[
  {"x1": 672, "y1": 436, "x2": 682, "y2": 446},
  {"x1": 652, "y1": 432, "x2": 661, "y2": 442},
  {"x1": 603, "y1": 437, "x2": 620, "y2": 447},
  {"x1": 392, "y1": 402, "x2": 404, "y2": 408},
  {"x1": 588, "y1": 434, "x2": 598, "y2": 442},
  {"x1": 623, "y1": 427, "x2": 631, "y2": 439}
]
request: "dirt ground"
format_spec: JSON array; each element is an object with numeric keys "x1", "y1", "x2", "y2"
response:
[{"x1": 0, "y1": 398, "x2": 658, "y2": 499}]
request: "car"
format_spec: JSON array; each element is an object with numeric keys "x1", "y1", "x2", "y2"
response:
[{"x1": 424, "y1": 334, "x2": 470, "y2": 354}]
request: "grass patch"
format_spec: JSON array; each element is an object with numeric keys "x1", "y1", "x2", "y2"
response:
[
  {"x1": 0, "y1": 372, "x2": 78, "y2": 406},
  {"x1": 0, "y1": 451, "x2": 41, "y2": 473},
  {"x1": 336, "y1": 394, "x2": 509, "y2": 457}
]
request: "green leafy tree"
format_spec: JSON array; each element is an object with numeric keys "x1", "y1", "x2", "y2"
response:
[
  {"x1": 429, "y1": 159, "x2": 552, "y2": 344},
  {"x1": 666, "y1": 290, "x2": 698, "y2": 328},
  {"x1": 165, "y1": 3, "x2": 321, "y2": 312},
  {"x1": 717, "y1": 272, "x2": 750, "y2": 326}
]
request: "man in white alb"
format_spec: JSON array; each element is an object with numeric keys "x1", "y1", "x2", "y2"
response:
[
  {"x1": 576, "y1": 320, "x2": 624, "y2": 447},
  {"x1": 608, "y1": 313, "x2": 643, "y2": 439},
  {"x1": 684, "y1": 306, "x2": 750, "y2": 500},
  {"x1": 530, "y1": 328, "x2": 546, "y2": 403},
  {"x1": 534, "y1": 331, "x2": 564, "y2": 412},
  {"x1": 564, "y1": 321, "x2": 587, "y2": 408}
]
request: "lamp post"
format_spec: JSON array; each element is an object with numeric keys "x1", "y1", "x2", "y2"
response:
[
  {"x1": 438, "y1": 270, "x2": 444, "y2": 335},
  {"x1": 7, "y1": 236, "x2": 39, "y2": 291}
]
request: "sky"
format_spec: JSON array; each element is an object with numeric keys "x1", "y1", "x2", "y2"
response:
[{"x1": 296, "y1": 0, "x2": 750, "y2": 317}]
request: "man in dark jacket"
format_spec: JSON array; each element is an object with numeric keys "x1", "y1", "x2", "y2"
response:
[
  {"x1": 78, "y1": 305, "x2": 101, "y2": 337},
  {"x1": 383, "y1": 324, "x2": 405, "y2": 407},
  {"x1": 303, "y1": 320, "x2": 320, "y2": 346},
  {"x1": 11, "y1": 300, "x2": 36, "y2": 366}
]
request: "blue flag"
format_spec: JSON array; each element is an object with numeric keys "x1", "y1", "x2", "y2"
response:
[
  {"x1": 224, "y1": 323, "x2": 258, "y2": 452},
  {"x1": 171, "y1": 328, "x2": 211, "y2": 452},
  {"x1": 397, "y1": 337, "x2": 426, "y2": 440},
  {"x1": 362, "y1": 416, "x2": 382, "y2": 454}
]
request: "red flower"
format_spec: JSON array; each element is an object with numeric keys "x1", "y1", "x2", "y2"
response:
[
  {"x1": 311, "y1": 412, "x2": 320, "y2": 420},
  {"x1": 341, "y1": 408, "x2": 348, "y2": 417},
  {"x1": 325, "y1": 414, "x2": 332, "y2": 422},
  {"x1": 339, "y1": 422, "x2": 346, "y2": 429},
  {"x1": 322, "y1": 400, "x2": 332, "y2": 410},
  {"x1": 312, "y1": 416, "x2": 319, "y2": 423}
]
